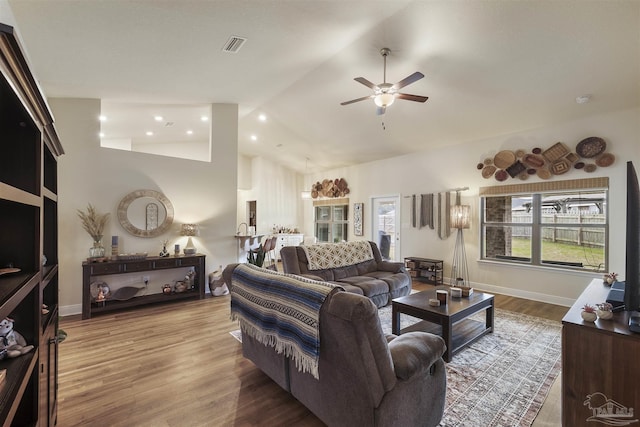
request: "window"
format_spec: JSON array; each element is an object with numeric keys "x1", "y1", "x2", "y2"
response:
[
  {"x1": 314, "y1": 199, "x2": 348, "y2": 243},
  {"x1": 480, "y1": 178, "x2": 608, "y2": 272}
]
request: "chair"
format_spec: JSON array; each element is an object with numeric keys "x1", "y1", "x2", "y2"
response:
[
  {"x1": 270, "y1": 236, "x2": 279, "y2": 265},
  {"x1": 262, "y1": 236, "x2": 274, "y2": 267}
]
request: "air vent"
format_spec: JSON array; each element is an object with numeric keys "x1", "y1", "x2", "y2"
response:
[{"x1": 222, "y1": 36, "x2": 247, "y2": 53}]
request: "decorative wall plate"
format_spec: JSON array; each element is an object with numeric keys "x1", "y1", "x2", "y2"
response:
[
  {"x1": 536, "y1": 168, "x2": 552, "y2": 180},
  {"x1": 595, "y1": 153, "x2": 615, "y2": 167},
  {"x1": 522, "y1": 154, "x2": 545, "y2": 169},
  {"x1": 482, "y1": 165, "x2": 497, "y2": 179},
  {"x1": 495, "y1": 170, "x2": 508, "y2": 181},
  {"x1": 576, "y1": 137, "x2": 606, "y2": 158},
  {"x1": 494, "y1": 151, "x2": 516, "y2": 169}
]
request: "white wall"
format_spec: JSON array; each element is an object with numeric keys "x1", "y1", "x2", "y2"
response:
[
  {"x1": 51, "y1": 99, "x2": 239, "y2": 315},
  {"x1": 131, "y1": 140, "x2": 209, "y2": 161},
  {"x1": 236, "y1": 156, "x2": 303, "y2": 235},
  {"x1": 303, "y1": 108, "x2": 640, "y2": 306},
  {"x1": 0, "y1": 1, "x2": 16, "y2": 26}
]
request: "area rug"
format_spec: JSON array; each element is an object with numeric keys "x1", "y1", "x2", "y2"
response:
[
  {"x1": 230, "y1": 305, "x2": 561, "y2": 427},
  {"x1": 378, "y1": 305, "x2": 562, "y2": 427}
]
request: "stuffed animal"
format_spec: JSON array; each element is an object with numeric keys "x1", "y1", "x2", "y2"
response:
[{"x1": 0, "y1": 318, "x2": 34, "y2": 359}]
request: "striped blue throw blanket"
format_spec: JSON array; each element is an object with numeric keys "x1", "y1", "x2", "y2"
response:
[{"x1": 230, "y1": 263, "x2": 342, "y2": 379}]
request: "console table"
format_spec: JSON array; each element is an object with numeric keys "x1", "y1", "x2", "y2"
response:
[
  {"x1": 82, "y1": 254, "x2": 205, "y2": 319},
  {"x1": 562, "y1": 278, "x2": 640, "y2": 426}
]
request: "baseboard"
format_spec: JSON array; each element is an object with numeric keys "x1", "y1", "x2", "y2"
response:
[
  {"x1": 60, "y1": 281, "x2": 573, "y2": 317},
  {"x1": 60, "y1": 304, "x2": 82, "y2": 317},
  {"x1": 470, "y1": 281, "x2": 574, "y2": 307}
]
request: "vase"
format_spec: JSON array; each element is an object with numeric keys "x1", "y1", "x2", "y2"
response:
[
  {"x1": 89, "y1": 236, "x2": 106, "y2": 258},
  {"x1": 597, "y1": 309, "x2": 613, "y2": 320},
  {"x1": 581, "y1": 311, "x2": 597, "y2": 322}
]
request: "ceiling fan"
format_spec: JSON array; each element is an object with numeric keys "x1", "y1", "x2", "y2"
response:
[{"x1": 340, "y1": 48, "x2": 428, "y2": 115}]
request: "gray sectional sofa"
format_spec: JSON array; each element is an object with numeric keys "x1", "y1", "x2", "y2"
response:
[
  {"x1": 280, "y1": 240, "x2": 411, "y2": 307},
  {"x1": 224, "y1": 263, "x2": 447, "y2": 427}
]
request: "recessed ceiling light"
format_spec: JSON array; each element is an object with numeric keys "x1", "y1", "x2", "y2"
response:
[
  {"x1": 99, "y1": 132, "x2": 105, "y2": 138},
  {"x1": 146, "y1": 131, "x2": 154, "y2": 136},
  {"x1": 201, "y1": 116, "x2": 208, "y2": 122},
  {"x1": 154, "y1": 115, "x2": 163, "y2": 122},
  {"x1": 186, "y1": 130, "x2": 193, "y2": 135},
  {"x1": 251, "y1": 135, "x2": 257, "y2": 141},
  {"x1": 258, "y1": 114, "x2": 267, "y2": 122},
  {"x1": 575, "y1": 94, "x2": 592, "y2": 104},
  {"x1": 98, "y1": 115, "x2": 107, "y2": 122}
]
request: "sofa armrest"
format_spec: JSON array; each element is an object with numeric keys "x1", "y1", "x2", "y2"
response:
[
  {"x1": 387, "y1": 332, "x2": 446, "y2": 380},
  {"x1": 377, "y1": 260, "x2": 406, "y2": 274}
]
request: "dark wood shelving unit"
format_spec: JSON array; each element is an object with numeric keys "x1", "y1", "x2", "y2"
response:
[
  {"x1": 0, "y1": 22, "x2": 63, "y2": 426},
  {"x1": 404, "y1": 257, "x2": 444, "y2": 285}
]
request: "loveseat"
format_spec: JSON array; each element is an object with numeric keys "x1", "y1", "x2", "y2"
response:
[
  {"x1": 280, "y1": 240, "x2": 411, "y2": 307},
  {"x1": 224, "y1": 263, "x2": 447, "y2": 427}
]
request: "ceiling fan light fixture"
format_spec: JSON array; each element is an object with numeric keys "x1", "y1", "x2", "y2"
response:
[{"x1": 374, "y1": 93, "x2": 395, "y2": 107}]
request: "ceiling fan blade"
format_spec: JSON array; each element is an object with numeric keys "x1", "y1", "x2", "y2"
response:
[
  {"x1": 396, "y1": 93, "x2": 429, "y2": 103},
  {"x1": 354, "y1": 77, "x2": 379, "y2": 90},
  {"x1": 392, "y1": 72, "x2": 424, "y2": 90},
  {"x1": 340, "y1": 95, "x2": 374, "y2": 106},
  {"x1": 376, "y1": 106, "x2": 386, "y2": 116}
]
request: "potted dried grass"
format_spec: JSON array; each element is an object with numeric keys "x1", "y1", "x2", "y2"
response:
[{"x1": 77, "y1": 204, "x2": 110, "y2": 258}]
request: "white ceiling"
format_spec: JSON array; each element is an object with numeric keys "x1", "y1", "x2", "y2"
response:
[{"x1": 8, "y1": 0, "x2": 640, "y2": 173}]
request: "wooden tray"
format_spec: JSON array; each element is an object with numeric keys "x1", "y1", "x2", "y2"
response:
[{"x1": 542, "y1": 142, "x2": 570, "y2": 163}]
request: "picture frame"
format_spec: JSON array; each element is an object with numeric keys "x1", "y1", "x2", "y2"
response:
[{"x1": 354, "y1": 202, "x2": 363, "y2": 236}]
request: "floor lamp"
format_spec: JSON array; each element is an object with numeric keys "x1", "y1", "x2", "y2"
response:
[{"x1": 450, "y1": 204, "x2": 470, "y2": 289}]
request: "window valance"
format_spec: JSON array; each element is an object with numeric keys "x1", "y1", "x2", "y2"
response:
[{"x1": 479, "y1": 177, "x2": 608, "y2": 196}]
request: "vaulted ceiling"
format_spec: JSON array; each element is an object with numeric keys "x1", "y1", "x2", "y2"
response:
[{"x1": 8, "y1": 0, "x2": 640, "y2": 173}]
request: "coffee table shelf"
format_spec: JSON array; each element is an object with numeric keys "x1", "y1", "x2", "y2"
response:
[{"x1": 392, "y1": 288, "x2": 494, "y2": 362}]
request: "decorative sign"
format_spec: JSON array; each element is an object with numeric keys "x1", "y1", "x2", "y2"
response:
[{"x1": 354, "y1": 203, "x2": 363, "y2": 236}]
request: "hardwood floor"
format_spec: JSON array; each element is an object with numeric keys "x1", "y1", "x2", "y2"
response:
[{"x1": 57, "y1": 279, "x2": 567, "y2": 426}]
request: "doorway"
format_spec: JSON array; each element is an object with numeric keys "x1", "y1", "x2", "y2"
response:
[
  {"x1": 247, "y1": 201, "x2": 256, "y2": 233},
  {"x1": 371, "y1": 196, "x2": 401, "y2": 261}
]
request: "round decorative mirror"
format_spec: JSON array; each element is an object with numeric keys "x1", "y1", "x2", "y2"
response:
[{"x1": 117, "y1": 190, "x2": 174, "y2": 238}]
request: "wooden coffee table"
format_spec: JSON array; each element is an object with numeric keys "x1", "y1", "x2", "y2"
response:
[{"x1": 392, "y1": 288, "x2": 494, "y2": 362}]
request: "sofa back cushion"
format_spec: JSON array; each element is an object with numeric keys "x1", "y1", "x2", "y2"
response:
[
  {"x1": 288, "y1": 291, "x2": 397, "y2": 425},
  {"x1": 281, "y1": 241, "x2": 384, "y2": 279}
]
